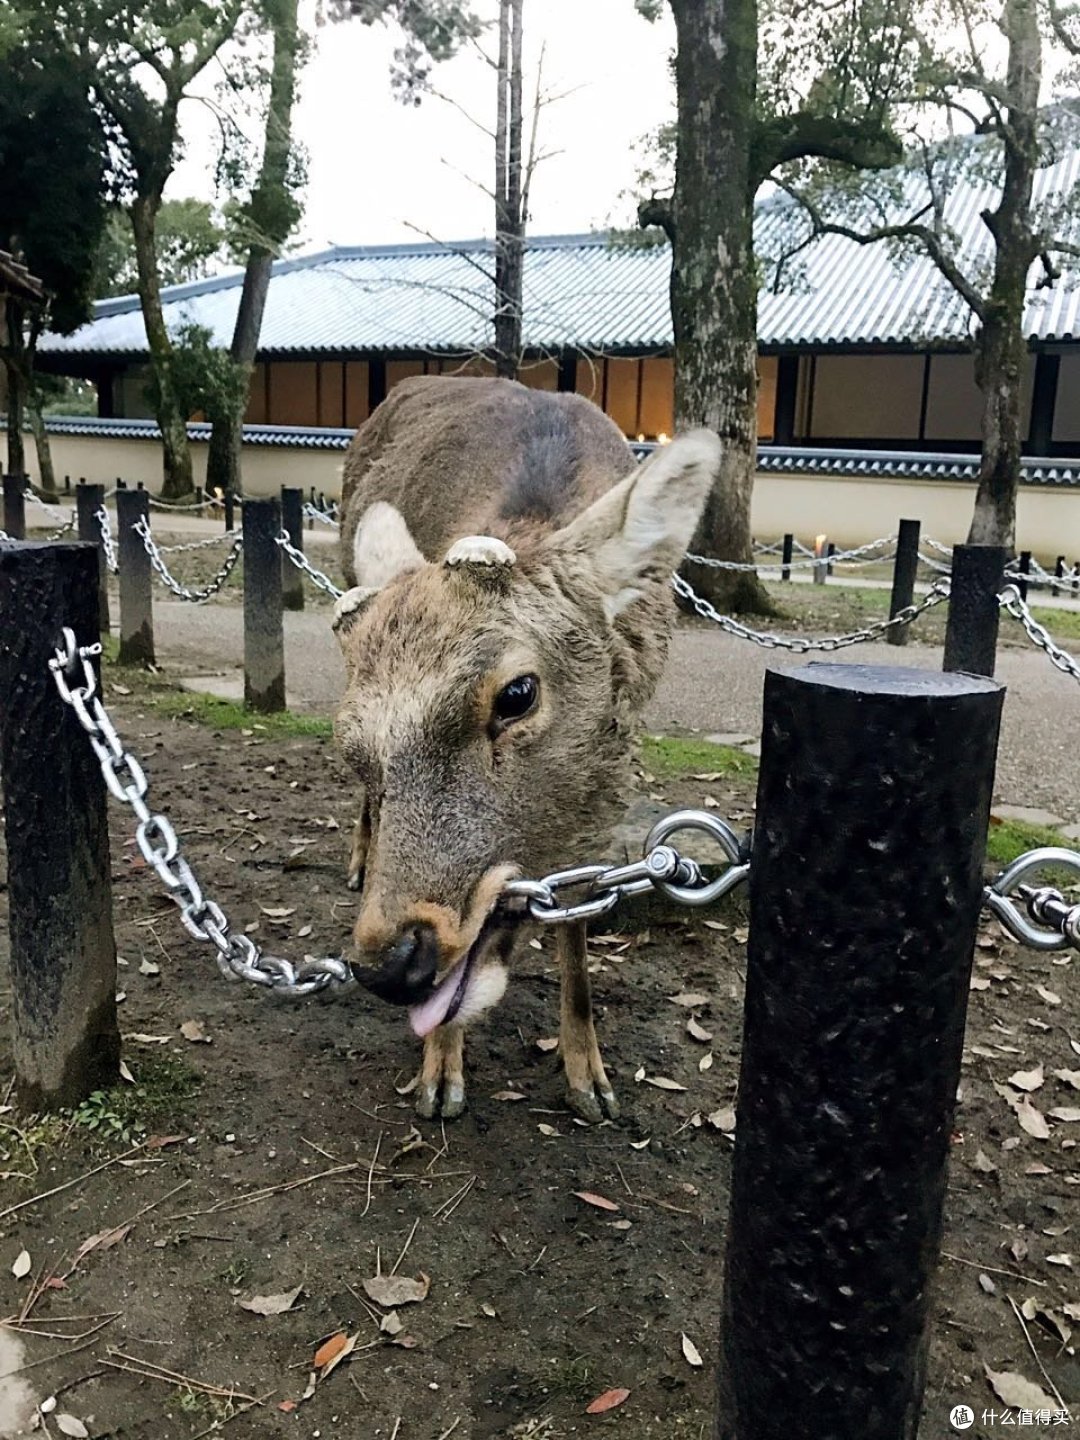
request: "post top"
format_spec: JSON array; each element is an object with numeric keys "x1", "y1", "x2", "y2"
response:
[{"x1": 779, "y1": 663, "x2": 1003, "y2": 698}]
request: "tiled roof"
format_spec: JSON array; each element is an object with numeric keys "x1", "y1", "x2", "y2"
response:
[{"x1": 13, "y1": 416, "x2": 1079, "y2": 485}]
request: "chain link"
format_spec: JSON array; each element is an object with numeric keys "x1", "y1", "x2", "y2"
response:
[
  {"x1": 156, "y1": 531, "x2": 236, "y2": 555},
  {"x1": 685, "y1": 535, "x2": 897, "y2": 574},
  {"x1": 135, "y1": 516, "x2": 243, "y2": 602},
  {"x1": 147, "y1": 494, "x2": 222, "y2": 513},
  {"x1": 48, "y1": 629, "x2": 353, "y2": 997},
  {"x1": 303, "y1": 502, "x2": 340, "y2": 528},
  {"x1": 504, "y1": 810, "x2": 751, "y2": 923},
  {"x1": 672, "y1": 572, "x2": 952, "y2": 651},
  {"x1": 985, "y1": 847, "x2": 1080, "y2": 951},
  {"x1": 275, "y1": 530, "x2": 343, "y2": 598},
  {"x1": 998, "y1": 584, "x2": 1080, "y2": 684},
  {"x1": 24, "y1": 489, "x2": 78, "y2": 538},
  {"x1": 95, "y1": 505, "x2": 119, "y2": 574}
]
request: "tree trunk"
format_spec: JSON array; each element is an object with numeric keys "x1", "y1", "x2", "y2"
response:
[
  {"x1": 967, "y1": 0, "x2": 1040, "y2": 549},
  {"x1": 207, "y1": 0, "x2": 301, "y2": 497},
  {"x1": 3, "y1": 299, "x2": 27, "y2": 477},
  {"x1": 27, "y1": 384, "x2": 56, "y2": 496},
  {"x1": 493, "y1": 0, "x2": 524, "y2": 379},
  {"x1": 668, "y1": 0, "x2": 774, "y2": 614},
  {"x1": 131, "y1": 195, "x2": 194, "y2": 499}
]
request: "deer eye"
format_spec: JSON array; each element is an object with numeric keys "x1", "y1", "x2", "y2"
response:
[{"x1": 492, "y1": 674, "x2": 538, "y2": 727}]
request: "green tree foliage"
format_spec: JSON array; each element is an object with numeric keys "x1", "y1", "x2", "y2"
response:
[
  {"x1": 94, "y1": 200, "x2": 229, "y2": 298},
  {"x1": 0, "y1": 37, "x2": 108, "y2": 484}
]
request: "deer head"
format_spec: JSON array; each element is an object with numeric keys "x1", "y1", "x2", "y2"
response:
[{"x1": 333, "y1": 431, "x2": 720, "y2": 1035}]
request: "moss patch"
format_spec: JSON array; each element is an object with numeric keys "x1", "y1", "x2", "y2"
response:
[
  {"x1": 641, "y1": 733, "x2": 758, "y2": 779},
  {"x1": 985, "y1": 816, "x2": 1076, "y2": 870},
  {"x1": 147, "y1": 690, "x2": 334, "y2": 740}
]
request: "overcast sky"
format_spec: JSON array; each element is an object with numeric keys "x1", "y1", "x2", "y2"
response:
[{"x1": 168, "y1": 0, "x2": 678, "y2": 254}]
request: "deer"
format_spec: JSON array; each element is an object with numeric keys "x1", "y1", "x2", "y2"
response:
[{"x1": 332, "y1": 375, "x2": 720, "y2": 1122}]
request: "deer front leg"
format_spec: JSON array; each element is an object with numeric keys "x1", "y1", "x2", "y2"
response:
[
  {"x1": 558, "y1": 920, "x2": 619, "y2": 1124},
  {"x1": 346, "y1": 787, "x2": 370, "y2": 892},
  {"x1": 415, "y1": 1026, "x2": 466, "y2": 1121}
]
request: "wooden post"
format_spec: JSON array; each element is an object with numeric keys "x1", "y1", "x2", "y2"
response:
[
  {"x1": 243, "y1": 497, "x2": 286, "y2": 713},
  {"x1": 1054, "y1": 555, "x2": 1065, "y2": 595},
  {"x1": 886, "y1": 519, "x2": 921, "y2": 648},
  {"x1": 195, "y1": 484, "x2": 204, "y2": 518},
  {"x1": 3, "y1": 473, "x2": 27, "y2": 539},
  {"x1": 76, "y1": 482, "x2": 111, "y2": 633},
  {"x1": 280, "y1": 486, "x2": 305, "y2": 612},
  {"x1": 117, "y1": 488, "x2": 154, "y2": 666},
  {"x1": 1017, "y1": 550, "x2": 1031, "y2": 602},
  {"x1": 0, "y1": 542, "x2": 121, "y2": 1107},
  {"x1": 943, "y1": 545, "x2": 1008, "y2": 678},
  {"x1": 813, "y1": 534, "x2": 828, "y2": 585},
  {"x1": 780, "y1": 533, "x2": 793, "y2": 583},
  {"x1": 224, "y1": 488, "x2": 236, "y2": 533},
  {"x1": 716, "y1": 663, "x2": 1004, "y2": 1440}
]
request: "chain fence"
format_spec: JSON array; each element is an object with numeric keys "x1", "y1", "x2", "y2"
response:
[
  {"x1": 134, "y1": 517, "x2": 243, "y2": 603},
  {"x1": 998, "y1": 584, "x2": 1080, "y2": 684},
  {"x1": 304, "y1": 502, "x2": 340, "y2": 528},
  {"x1": 24, "y1": 489, "x2": 78, "y2": 539},
  {"x1": 156, "y1": 532, "x2": 236, "y2": 555},
  {"x1": 275, "y1": 530, "x2": 343, "y2": 598},
  {"x1": 95, "y1": 506, "x2": 119, "y2": 575}
]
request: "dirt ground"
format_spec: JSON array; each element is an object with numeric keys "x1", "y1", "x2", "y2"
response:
[{"x1": 1, "y1": 646, "x2": 1080, "y2": 1439}]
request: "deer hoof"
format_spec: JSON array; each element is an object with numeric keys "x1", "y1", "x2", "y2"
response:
[
  {"x1": 566, "y1": 1085, "x2": 619, "y2": 1124},
  {"x1": 415, "y1": 1079, "x2": 466, "y2": 1121},
  {"x1": 346, "y1": 868, "x2": 363, "y2": 892}
]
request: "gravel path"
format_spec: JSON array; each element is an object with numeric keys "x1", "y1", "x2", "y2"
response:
[{"x1": 149, "y1": 598, "x2": 1080, "y2": 821}]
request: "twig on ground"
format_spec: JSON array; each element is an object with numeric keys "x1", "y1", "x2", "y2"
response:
[
  {"x1": 168, "y1": 1162, "x2": 366, "y2": 1219},
  {"x1": 362, "y1": 1132, "x2": 383, "y2": 1219},
  {"x1": 941, "y1": 1251, "x2": 1048, "y2": 1288},
  {"x1": 102, "y1": 1350, "x2": 259, "y2": 1403},
  {"x1": 524, "y1": 1245, "x2": 547, "y2": 1274},
  {"x1": 51, "y1": 1367, "x2": 109, "y2": 1400},
  {"x1": 390, "y1": 1217, "x2": 420, "y2": 1276},
  {"x1": 3, "y1": 1337, "x2": 101, "y2": 1378},
  {"x1": 432, "y1": 1176, "x2": 475, "y2": 1222},
  {"x1": 0, "y1": 1145, "x2": 145, "y2": 1223},
  {"x1": 389, "y1": 1418, "x2": 402, "y2": 1440},
  {"x1": 189, "y1": 1389, "x2": 278, "y2": 1439},
  {"x1": 301, "y1": 1137, "x2": 341, "y2": 1164},
  {"x1": 436, "y1": 1419, "x2": 461, "y2": 1439},
  {"x1": 1007, "y1": 1295, "x2": 1072, "y2": 1415},
  {"x1": 615, "y1": 1162, "x2": 633, "y2": 1197}
]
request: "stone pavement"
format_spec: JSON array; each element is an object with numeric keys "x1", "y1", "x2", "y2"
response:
[{"x1": 148, "y1": 599, "x2": 1080, "y2": 825}]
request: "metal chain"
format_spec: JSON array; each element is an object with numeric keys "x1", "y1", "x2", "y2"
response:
[
  {"x1": 998, "y1": 584, "x2": 1080, "y2": 684},
  {"x1": 135, "y1": 516, "x2": 243, "y2": 602},
  {"x1": 147, "y1": 494, "x2": 222, "y2": 513},
  {"x1": 48, "y1": 629, "x2": 353, "y2": 997},
  {"x1": 985, "y1": 846, "x2": 1080, "y2": 951},
  {"x1": 672, "y1": 572, "x2": 952, "y2": 651},
  {"x1": 275, "y1": 530, "x2": 343, "y2": 598},
  {"x1": 303, "y1": 502, "x2": 340, "y2": 528},
  {"x1": 156, "y1": 531, "x2": 236, "y2": 555},
  {"x1": 504, "y1": 810, "x2": 751, "y2": 923},
  {"x1": 95, "y1": 505, "x2": 119, "y2": 574},
  {"x1": 23, "y1": 490, "x2": 78, "y2": 538},
  {"x1": 685, "y1": 535, "x2": 897, "y2": 574}
]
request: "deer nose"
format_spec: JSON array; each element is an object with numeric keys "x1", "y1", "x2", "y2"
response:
[{"x1": 354, "y1": 924, "x2": 439, "y2": 1005}]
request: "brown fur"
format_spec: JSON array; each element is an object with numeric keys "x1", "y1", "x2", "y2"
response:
[{"x1": 335, "y1": 376, "x2": 719, "y2": 1122}]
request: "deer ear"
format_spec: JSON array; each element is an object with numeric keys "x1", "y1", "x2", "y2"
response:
[
  {"x1": 352, "y1": 501, "x2": 425, "y2": 589},
  {"x1": 549, "y1": 430, "x2": 720, "y2": 621}
]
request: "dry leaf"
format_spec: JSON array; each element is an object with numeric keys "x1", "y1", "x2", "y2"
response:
[
  {"x1": 298, "y1": 925, "x2": 312, "y2": 938},
  {"x1": 380, "y1": 1310, "x2": 403, "y2": 1336},
  {"x1": 12, "y1": 1249, "x2": 31, "y2": 1279},
  {"x1": 1016, "y1": 1096, "x2": 1051, "y2": 1139},
  {"x1": 118, "y1": 1060, "x2": 135, "y2": 1084},
  {"x1": 644, "y1": 1076, "x2": 687, "y2": 1092},
  {"x1": 394, "y1": 1073, "x2": 419, "y2": 1096},
  {"x1": 138, "y1": 957, "x2": 160, "y2": 976},
  {"x1": 707, "y1": 1107, "x2": 736, "y2": 1133},
  {"x1": 573, "y1": 1191, "x2": 620, "y2": 1213},
  {"x1": 1049, "y1": 1108, "x2": 1080, "y2": 1122},
  {"x1": 971, "y1": 1149, "x2": 998, "y2": 1174},
  {"x1": 633, "y1": 1066, "x2": 646, "y2": 1083},
  {"x1": 681, "y1": 1333, "x2": 703, "y2": 1368},
  {"x1": 1046, "y1": 1253, "x2": 1074, "y2": 1268},
  {"x1": 317, "y1": 1330, "x2": 359, "y2": 1378},
  {"x1": 538, "y1": 1123, "x2": 559, "y2": 1137},
  {"x1": 491, "y1": 1091, "x2": 526, "y2": 1102},
  {"x1": 239, "y1": 1285, "x2": 303, "y2": 1316},
  {"x1": 699, "y1": 1052, "x2": 714, "y2": 1073},
  {"x1": 686, "y1": 1017, "x2": 713, "y2": 1043},
  {"x1": 75, "y1": 1224, "x2": 131, "y2": 1263},
  {"x1": 984, "y1": 1365, "x2": 1057, "y2": 1413},
  {"x1": 145, "y1": 1134, "x2": 184, "y2": 1150},
  {"x1": 970, "y1": 976, "x2": 991, "y2": 991},
  {"x1": 629, "y1": 1138, "x2": 650, "y2": 1150},
  {"x1": 313, "y1": 1332, "x2": 349, "y2": 1369},
  {"x1": 1072, "y1": 1040, "x2": 1080, "y2": 1058},
  {"x1": 55, "y1": 1418, "x2": 89, "y2": 1439},
  {"x1": 670, "y1": 992, "x2": 710, "y2": 1008},
  {"x1": 361, "y1": 1272, "x2": 431, "y2": 1307},
  {"x1": 1036, "y1": 985, "x2": 1062, "y2": 1006},
  {"x1": 978, "y1": 1273, "x2": 997, "y2": 1294},
  {"x1": 1008, "y1": 1065, "x2": 1045, "y2": 1092},
  {"x1": 1053, "y1": 1069, "x2": 1080, "y2": 1090},
  {"x1": 1025, "y1": 1162, "x2": 1053, "y2": 1176},
  {"x1": 278, "y1": 1400, "x2": 297, "y2": 1413},
  {"x1": 129, "y1": 1033, "x2": 170, "y2": 1045},
  {"x1": 1064, "y1": 1302, "x2": 1080, "y2": 1320},
  {"x1": 585, "y1": 1388, "x2": 630, "y2": 1415},
  {"x1": 535, "y1": 1037, "x2": 559, "y2": 1053},
  {"x1": 258, "y1": 905, "x2": 296, "y2": 919},
  {"x1": 481, "y1": 1302, "x2": 497, "y2": 1318},
  {"x1": 179, "y1": 1019, "x2": 210, "y2": 1044}
]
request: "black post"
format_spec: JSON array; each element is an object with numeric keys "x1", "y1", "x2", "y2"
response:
[
  {"x1": 75, "y1": 482, "x2": 111, "y2": 633},
  {"x1": 242, "y1": 497, "x2": 285, "y2": 713},
  {"x1": 0, "y1": 542, "x2": 122, "y2": 1107},
  {"x1": 280, "y1": 486, "x2": 305, "y2": 612},
  {"x1": 64, "y1": 474, "x2": 71, "y2": 494},
  {"x1": 117, "y1": 489, "x2": 154, "y2": 666},
  {"x1": 3, "y1": 473, "x2": 26, "y2": 539},
  {"x1": 1017, "y1": 549, "x2": 1031, "y2": 602},
  {"x1": 717, "y1": 663, "x2": 1004, "y2": 1440},
  {"x1": 116, "y1": 477, "x2": 127, "y2": 491},
  {"x1": 224, "y1": 487, "x2": 236, "y2": 532},
  {"x1": 886, "y1": 518, "x2": 921, "y2": 648},
  {"x1": 826, "y1": 541, "x2": 836, "y2": 575},
  {"x1": 1054, "y1": 555, "x2": 1065, "y2": 596},
  {"x1": 942, "y1": 544, "x2": 1008, "y2": 678},
  {"x1": 195, "y1": 484, "x2": 204, "y2": 518},
  {"x1": 781, "y1": 533, "x2": 793, "y2": 583}
]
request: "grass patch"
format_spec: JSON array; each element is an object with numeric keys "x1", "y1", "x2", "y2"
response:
[
  {"x1": 147, "y1": 689, "x2": 333, "y2": 740},
  {"x1": 986, "y1": 816, "x2": 1076, "y2": 870},
  {"x1": 641, "y1": 733, "x2": 758, "y2": 779},
  {"x1": 1029, "y1": 604, "x2": 1080, "y2": 641},
  {"x1": 71, "y1": 1053, "x2": 203, "y2": 1144}
]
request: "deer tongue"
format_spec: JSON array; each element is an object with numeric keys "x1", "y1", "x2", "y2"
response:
[{"x1": 409, "y1": 953, "x2": 473, "y2": 1037}]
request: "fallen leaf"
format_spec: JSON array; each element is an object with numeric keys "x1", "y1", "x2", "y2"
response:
[
  {"x1": 978, "y1": 1273, "x2": 997, "y2": 1294},
  {"x1": 239, "y1": 1285, "x2": 303, "y2": 1317},
  {"x1": 633, "y1": 1066, "x2": 646, "y2": 1083},
  {"x1": 391, "y1": 1334, "x2": 418, "y2": 1349},
  {"x1": 481, "y1": 1303, "x2": 497, "y2": 1318},
  {"x1": 644, "y1": 1076, "x2": 687, "y2": 1092},
  {"x1": 681, "y1": 1333, "x2": 703, "y2": 1368},
  {"x1": 1008, "y1": 1065, "x2": 1045, "y2": 1092},
  {"x1": 1072, "y1": 1040, "x2": 1080, "y2": 1058},
  {"x1": 145, "y1": 1134, "x2": 184, "y2": 1149},
  {"x1": 1016, "y1": 1096, "x2": 1051, "y2": 1139},
  {"x1": 278, "y1": 1401, "x2": 298, "y2": 1413},
  {"x1": 686, "y1": 1017, "x2": 713, "y2": 1043},
  {"x1": 1010, "y1": 1237, "x2": 1029, "y2": 1262},
  {"x1": 1053, "y1": 1069, "x2": 1080, "y2": 1090},
  {"x1": 538, "y1": 1123, "x2": 559, "y2": 1137},
  {"x1": 585, "y1": 1388, "x2": 630, "y2": 1415},
  {"x1": 380, "y1": 1310, "x2": 403, "y2": 1336},
  {"x1": 490, "y1": 1091, "x2": 526, "y2": 1102},
  {"x1": 1064, "y1": 1302, "x2": 1080, "y2": 1320},
  {"x1": 298, "y1": 925, "x2": 313, "y2": 939},
  {"x1": 313, "y1": 1332, "x2": 350, "y2": 1369},
  {"x1": 971, "y1": 1149, "x2": 998, "y2": 1174},
  {"x1": 699, "y1": 1052, "x2": 714, "y2": 1073},
  {"x1": 394, "y1": 1074, "x2": 419, "y2": 1096},
  {"x1": 301, "y1": 1372, "x2": 317, "y2": 1402},
  {"x1": 361, "y1": 1272, "x2": 431, "y2": 1307},
  {"x1": 1035, "y1": 985, "x2": 1062, "y2": 1007},
  {"x1": 969, "y1": 976, "x2": 991, "y2": 991},
  {"x1": 317, "y1": 1329, "x2": 359, "y2": 1378},
  {"x1": 179, "y1": 1019, "x2": 210, "y2": 1043},
  {"x1": 138, "y1": 957, "x2": 160, "y2": 977},
  {"x1": 535, "y1": 1037, "x2": 559, "y2": 1053},
  {"x1": 1049, "y1": 1108, "x2": 1080, "y2": 1122},
  {"x1": 669, "y1": 992, "x2": 710, "y2": 1008},
  {"x1": 1046, "y1": 1253, "x2": 1074, "y2": 1268},
  {"x1": 129, "y1": 1033, "x2": 170, "y2": 1045},
  {"x1": 118, "y1": 1060, "x2": 135, "y2": 1084},
  {"x1": 984, "y1": 1365, "x2": 1057, "y2": 1413},
  {"x1": 12, "y1": 1250, "x2": 31, "y2": 1279},
  {"x1": 1025, "y1": 1162, "x2": 1053, "y2": 1176},
  {"x1": 259, "y1": 905, "x2": 296, "y2": 919},
  {"x1": 573, "y1": 1191, "x2": 620, "y2": 1213},
  {"x1": 707, "y1": 1107, "x2": 736, "y2": 1133},
  {"x1": 629, "y1": 1138, "x2": 650, "y2": 1150},
  {"x1": 74, "y1": 1224, "x2": 131, "y2": 1263},
  {"x1": 55, "y1": 1417, "x2": 89, "y2": 1439}
]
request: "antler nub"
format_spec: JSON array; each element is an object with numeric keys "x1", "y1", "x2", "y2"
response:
[{"x1": 443, "y1": 535, "x2": 517, "y2": 568}]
